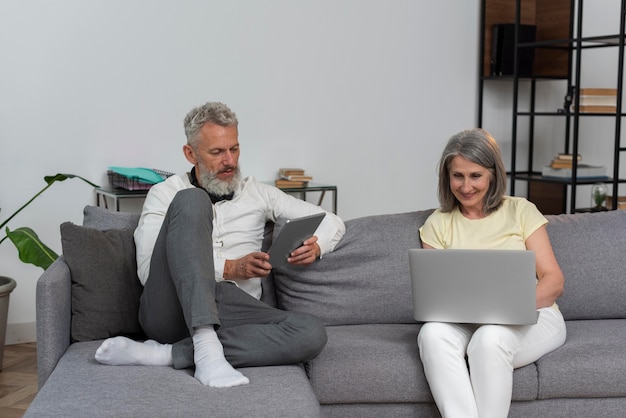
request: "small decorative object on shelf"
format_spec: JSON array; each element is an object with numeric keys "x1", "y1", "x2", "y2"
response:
[{"x1": 591, "y1": 183, "x2": 608, "y2": 212}]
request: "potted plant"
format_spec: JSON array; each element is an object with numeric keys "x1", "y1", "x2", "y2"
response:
[
  {"x1": 591, "y1": 182, "x2": 608, "y2": 212},
  {"x1": 0, "y1": 173, "x2": 98, "y2": 370}
]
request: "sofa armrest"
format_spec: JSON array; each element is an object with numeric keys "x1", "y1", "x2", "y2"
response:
[{"x1": 36, "y1": 256, "x2": 72, "y2": 388}]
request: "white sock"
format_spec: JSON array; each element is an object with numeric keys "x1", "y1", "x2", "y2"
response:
[
  {"x1": 95, "y1": 336, "x2": 173, "y2": 366},
  {"x1": 192, "y1": 326, "x2": 249, "y2": 387}
]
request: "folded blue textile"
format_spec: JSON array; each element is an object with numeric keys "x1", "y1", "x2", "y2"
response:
[{"x1": 108, "y1": 167, "x2": 165, "y2": 184}]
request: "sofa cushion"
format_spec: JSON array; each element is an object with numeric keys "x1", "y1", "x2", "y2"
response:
[
  {"x1": 546, "y1": 210, "x2": 626, "y2": 320},
  {"x1": 308, "y1": 324, "x2": 539, "y2": 405},
  {"x1": 25, "y1": 341, "x2": 321, "y2": 418},
  {"x1": 272, "y1": 210, "x2": 434, "y2": 325},
  {"x1": 310, "y1": 324, "x2": 429, "y2": 404},
  {"x1": 60, "y1": 222, "x2": 144, "y2": 342},
  {"x1": 535, "y1": 319, "x2": 626, "y2": 399}
]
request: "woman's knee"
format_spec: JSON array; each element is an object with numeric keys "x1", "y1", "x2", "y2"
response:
[
  {"x1": 418, "y1": 322, "x2": 456, "y2": 349},
  {"x1": 467, "y1": 325, "x2": 511, "y2": 361},
  {"x1": 418, "y1": 322, "x2": 476, "y2": 364}
]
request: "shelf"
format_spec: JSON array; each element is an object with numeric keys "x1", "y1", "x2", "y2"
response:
[
  {"x1": 516, "y1": 111, "x2": 626, "y2": 117},
  {"x1": 511, "y1": 172, "x2": 626, "y2": 185},
  {"x1": 479, "y1": 0, "x2": 626, "y2": 214},
  {"x1": 576, "y1": 34, "x2": 625, "y2": 47},
  {"x1": 482, "y1": 75, "x2": 569, "y2": 81},
  {"x1": 518, "y1": 34, "x2": 626, "y2": 49},
  {"x1": 575, "y1": 207, "x2": 612, "y2": 213}
]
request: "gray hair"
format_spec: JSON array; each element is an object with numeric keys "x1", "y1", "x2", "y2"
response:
[
  {"x1": 437, "y1": 128, "x2": 507, "y2": 214},
  {"x1": 183, "y1": 102, "x2": 238, "y2": 148}
]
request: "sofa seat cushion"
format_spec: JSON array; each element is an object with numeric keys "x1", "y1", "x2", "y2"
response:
[
  {"x1": 536, "y1": 319, "x2": 626, "y2": 399},
  {"x1": 25, "y1": 341, "x2": 320, "y2": 418},
  {"x1": 308, "y1": 324, "x2": 539, "y2": 405}
]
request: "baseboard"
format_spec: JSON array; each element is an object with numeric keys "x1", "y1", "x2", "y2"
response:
[{"x1": 6, "y1": 322, "x2": 36, "y2": 345}]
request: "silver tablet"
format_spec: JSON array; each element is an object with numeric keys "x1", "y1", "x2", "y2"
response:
[{"x1": 268, "y1": 213, "x2": 326, "y2": 268}]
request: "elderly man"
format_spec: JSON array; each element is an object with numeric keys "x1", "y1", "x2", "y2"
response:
[{"x1": 95, "y1": 102, "x2": 345, "y2": 387}]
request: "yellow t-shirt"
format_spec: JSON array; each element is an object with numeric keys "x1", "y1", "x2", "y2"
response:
[
  {"x1": 419, "y1": 196, "x2": 547, "y2": 250},
  {"x1": 420, "y1": 196, "x2": 559, "y2": 311}
]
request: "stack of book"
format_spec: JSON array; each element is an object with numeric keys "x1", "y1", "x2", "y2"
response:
[
  {"x1": 571, "y1": 88, "x2": 617, "y2": 113},
  {"x1": 275, "y1": 168, "x2": 313, "y2": 188},
  {"x1": 542, "y1": 154, "x2": 607, "y2": 179},
  {"x1": 548, "y1": 153, "x2": 581, "y2": 169}
]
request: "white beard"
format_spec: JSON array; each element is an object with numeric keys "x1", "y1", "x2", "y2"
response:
[{"x1": 197, "y1": 164, "x2": 242, "y2": 196}]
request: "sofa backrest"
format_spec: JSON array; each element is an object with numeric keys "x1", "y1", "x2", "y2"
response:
[
  {"x1": 545, "y1": 209, "x2": 626, "y2": 320},
  {"x1": 272, "y1": 210, "x2": 434, "y2": 325},
  {"x1": 78, "y1": 205, "x2": 626, "y2": 327},
  {"x1": 80, "y1": 207, "x2": 433, "y2": 327},
  {"x1": 275, "y1": 208, "x2": 626, "y2": 325}
]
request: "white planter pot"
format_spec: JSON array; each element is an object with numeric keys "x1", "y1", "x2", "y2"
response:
[{"x1": 0, "y1": 276, "x2": 17, "y2": 371}]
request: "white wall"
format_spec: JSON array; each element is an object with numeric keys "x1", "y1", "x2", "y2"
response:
[
  {"x1": 0, "y1": 0, "x2": 480, "y2": 342},
  {"x1": 2, "y1": 0, "x2": 623, "y2": 344},
  {"x1": 2, "y1": 0, "x2": 623, "y2": 343}
]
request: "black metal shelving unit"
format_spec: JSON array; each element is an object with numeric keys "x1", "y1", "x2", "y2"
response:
[{"x1": 478, "y1": 0, "x2": 626, "y2": 214}]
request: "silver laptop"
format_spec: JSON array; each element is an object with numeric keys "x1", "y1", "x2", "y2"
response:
[{"x1": 409, "y1": 249, "x2": 539, "y2": 325}]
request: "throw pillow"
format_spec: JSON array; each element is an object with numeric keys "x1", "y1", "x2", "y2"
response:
[
  {"x1": 83, "y1": 205, "x2": 140, "y2": 230},
  {"x1": 60, "y1": 222, "x2": 144, "y2": 342}
]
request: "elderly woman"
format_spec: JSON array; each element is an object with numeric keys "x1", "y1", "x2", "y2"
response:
[{"x1": 417, "y1": 128, "x2": 566, "y2": 418}]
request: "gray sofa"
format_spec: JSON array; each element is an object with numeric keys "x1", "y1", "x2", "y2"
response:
[{"x1": 25, "y1": 205, "x2": 626, "y2": 417}]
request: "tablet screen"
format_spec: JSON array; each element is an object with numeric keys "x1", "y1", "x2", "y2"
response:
[{"x1": 268, "y1": 213, "x2": 326, "y2": 268}]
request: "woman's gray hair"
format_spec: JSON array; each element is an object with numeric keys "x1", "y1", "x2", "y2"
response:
[
  {"x1": 437, "y1": 128, "x2": 507, "y2": 214},
  {"x1": 184, "y1": 102, "x2": 238, "y2": 148}
]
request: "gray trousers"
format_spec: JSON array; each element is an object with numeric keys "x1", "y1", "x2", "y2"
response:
[{"x1": 138, "y1": 188, "x2": 327, "y2": 369}]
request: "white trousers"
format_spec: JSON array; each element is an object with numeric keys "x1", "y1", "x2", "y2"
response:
[{"x1": 417, "y1": 307, "x2": 566, "y2": 418}]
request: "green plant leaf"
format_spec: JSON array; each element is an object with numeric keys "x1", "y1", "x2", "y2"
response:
[
  {"x1": 1, "y1": 173, "x2": 100, "y2": 232},
  {"x1": 1, "y1": 173, "x2": 98, "y2": 271},
  {"x1": 43, "y1": 173, "x2": 100, "y2": 188},
  {"x1": 6, "y1": 227, "x2": 58, "y2": 270}
]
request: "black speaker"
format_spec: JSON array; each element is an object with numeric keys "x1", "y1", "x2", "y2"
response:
[{"x1": 491, "y1": 23, "x2": 536, "y2": 77}]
